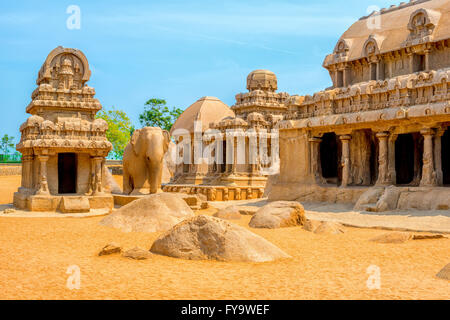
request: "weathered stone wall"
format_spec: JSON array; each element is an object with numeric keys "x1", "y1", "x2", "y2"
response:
[
  {"x1": 77, "y1": 153, "x2": 91, "y2": 194},
  {"x1": 278, "y1": 129, "x2": 311, "y2": 185},
  {"x1": 0, "y1": 165, "x2": 21, "y2": 176}
]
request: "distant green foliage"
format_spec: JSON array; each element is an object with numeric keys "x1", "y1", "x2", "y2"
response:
[
  {"x1": 139, "y1": 98, "x2": 183, "y2": 132},
  {"x1": 1, "y1": 134, "x2": 15, "y2": 155},
  {"x1": 97, "y1": 107, "x2": 133, "y2": 159},
  {"x1": 0, "y1": 134, "x2": 19, "y2": 163}
]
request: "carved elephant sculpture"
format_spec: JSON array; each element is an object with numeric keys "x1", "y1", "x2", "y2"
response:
[{"x1": 123, "y1": 127, "x2": 171, "y2": 195}]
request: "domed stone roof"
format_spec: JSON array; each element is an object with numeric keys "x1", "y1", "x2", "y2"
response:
[
  {"x1": 323, "y1": 0, "x2": 450, "y2": 66},
  {"x1": 247, "y1": 70, "x2": 277, "y2": 92},
  {"x1": 170, "y1": 96, "x2": 235, "y2": 135}
]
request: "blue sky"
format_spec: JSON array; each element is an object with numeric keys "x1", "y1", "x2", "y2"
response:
[{"x1": 0, "y1": 0, "x2": 399, "y2": 143}]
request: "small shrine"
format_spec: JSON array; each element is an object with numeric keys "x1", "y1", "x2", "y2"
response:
[{"x1": 13, "y1": 47, "x2": 113, "y2": 212}]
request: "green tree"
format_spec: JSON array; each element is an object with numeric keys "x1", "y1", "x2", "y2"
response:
[
  {"x1": 96, "y1": 107, "x2": 133, "y2": 159},
  {"x1": 1, "y1": 134, "x2": 15, "y2": 155},
  {"x1": 139, "y1": 98, "x2": 183, "y2": 132}
]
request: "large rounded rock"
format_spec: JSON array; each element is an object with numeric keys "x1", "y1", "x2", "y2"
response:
[
  {"x1": 100, "y1": 193, "x2": 194, "y2": 233},
  {"x1": 150, "y1": 215, "x2": 290, "y2": 262},
  {"x1": 213, "y1": 206, "x2": 241, "y2": 220},
  {"x1": 249, "y1": 201, "x2": 306, "y2": 229}
]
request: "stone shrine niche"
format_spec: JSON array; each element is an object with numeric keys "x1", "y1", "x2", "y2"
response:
[
  {"x1": 334, "y1": 39, "x2": 351, "y2": 59},
  {"x1": 405, "y1": 9, "x2": 440, "y2": 45},
  {"x1": 37, "y1": 46, "x2": 90, "y2": 90},
  {"x1": 49, "y1": 54, "x2": 84, "y2": 90}
]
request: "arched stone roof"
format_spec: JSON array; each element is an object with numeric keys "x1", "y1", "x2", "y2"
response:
[
  {"x1": 170, "y1": 96, "x2": 235, "y2": 135},
  {"x1": 323, "y1": 0, "x2": 449, "y2": 66}
]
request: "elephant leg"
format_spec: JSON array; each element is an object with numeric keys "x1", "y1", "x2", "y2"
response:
[
  {"x1": 123, "y1": 166, "x2": 132, "y2": 195},
  {"x1": 130, "y1": 169, "x2": 151, "y2": 195},
  {"x1": 149, "y1": 161, "x2": 163, "y2": 194}
]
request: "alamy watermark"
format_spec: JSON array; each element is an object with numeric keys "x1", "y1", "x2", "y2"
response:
[
  {"x1": 171, "y1": 121, "x2": 279, "y2": 174},
  {"x1": 66, "y1": 265, "x2": 81, "y2": 290},
  {"x1": 366, "y1": 5, "x2": 381, "y2": 30},
  {"x1": 66, "y1": 5, "x2": 81, "y2": 30},
  {"x1": 366, "y1": 265, "x2": 381, "y2": 290}
]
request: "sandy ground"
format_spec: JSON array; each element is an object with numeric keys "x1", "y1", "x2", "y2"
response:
[{"x1": 0, "y1": 176, "x2": 449, "y2": 300}]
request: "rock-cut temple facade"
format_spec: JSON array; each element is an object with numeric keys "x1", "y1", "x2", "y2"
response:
[
  {"x1": 14, "y1": 47, "x2": 114, "y2": 213},
  {"x1": 270, "y1": 0, "x2": 450, "y2": 211}
]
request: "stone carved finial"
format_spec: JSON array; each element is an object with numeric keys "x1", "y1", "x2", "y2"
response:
[{"x1": 247, "y1": 70, "x2": 277, "y2": 92}]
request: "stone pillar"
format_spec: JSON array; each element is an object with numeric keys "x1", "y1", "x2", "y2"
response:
[
  {"x1": 92, "y1": 156, "x2": 104, "y2": 195},
  {"x1": 225, "y1": 133, "x2": 234, "y2": 174},
  {"x1": 387, "y1": 133, "x2": 397, "y2": 185},
  {"x1": 434, "y1": 129, "x2": 444, "y2": 186},
  {"x1": 376, "y1": 61, "x2": 381, "y2": 80},
  {"x1": 376, "y1": 132, "x2": 390, "y2": 185},
  {"x1": 309, "y1": 137, "x2": 323, "y2": 184},
  {"x1": 21, "y1": 155, "x2": 34, "y2": 189},
  {"x1": 189, "y1": 143, "x2": 196, "y2": 174},
  {"x1": 342, "y1": 66, "x2": 352, "y2": 87},
  {"x1": 36, "y1": 155, "x2": 50, "y2": 195},
  {"x1": 231, "y1": 137, "x2": 237, "y2": 174},
  {"x1": 424, "y1": 49, "x2": 430, "y2": 71},
  {"x1": 420, "y1": 128, "x2": 436, "y2": 186},
  {"x1": 387, "y1": 57, "x2": 393, "y2": 79},
  {"x1": 339, "y1": 135, "x2": 351, "y2": 187},
  {"x1": 213, "y1": 136, "x2": 219, "y2": 173},
  {"x1": 408, "y1": 53, "x2": 414, "y2": 73}
]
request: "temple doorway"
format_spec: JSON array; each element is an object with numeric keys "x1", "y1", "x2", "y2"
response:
[
  {"x1": 58, "y1": 153, "x2": 77, "y2": 194},
  {"x1": 442, "y1": 129, "x2": 450, "y2": 185},
  {"x1": 395, "y1": 134, "x2": 416, "y2": 185},
  {"x1": 320, "y1": 133, "x2": 339, "y2": 184}
]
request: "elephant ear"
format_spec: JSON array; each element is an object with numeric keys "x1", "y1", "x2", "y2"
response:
[
  {"x1": 130, "y1": 129, "x2": 142, "y2": 157},
  {"x1": 162, "y1": 130, "x2": 171, "y2": 154}
]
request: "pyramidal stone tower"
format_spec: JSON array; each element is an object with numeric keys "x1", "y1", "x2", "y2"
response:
[{"x1": 14, "y1": 47, "x2": 114, "y2": 213}]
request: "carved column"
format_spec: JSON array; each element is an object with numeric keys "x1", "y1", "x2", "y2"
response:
[
  {"x1": 387, "y1": 133, "x2": 397, "y2": 185},
  {"x1": 225, "y1": 133, "x2": 234, "y2": 174},
  {"x1": 189, "y1": 143, "x2": 196, "y2": 174},
  {"x1": 21, "y1": 154, "x2": 34, "y2": 189},
  {"x1": 214, "y1": 136, "x2": 222, "y2": 174},
  {"x1": 420, "y1": 128, "x2": 436, "y2": 186},
  {"x1": 408, "y1": 52, "x2": 414, "y2": 73},
  {"x1": 434, "y1": 129, "x2": 445, "y2": 186},
  {"x1": 424, "y1": 49, "x2": 430, "y2": 71},
  {"x1": 231, "y1": 136, "x2": 237, "y2": 174},
  {"x1": 339, "y1": 135, "x2": 351, "y2": 187},
  {"x1": 36, "y1": 155, "x2": 50, "y2": 195},
  {"x1": 386, "y1": 55, "x2": 393, "y2": 79},
  {"x1": 309, "y1": 137, "x2": 323, "y2": 184},
  {"x1": 343, "y1": 66, "x2": 349, "y2": 87},
  {"x1": 376, "y1": 58, "x2": 384, "y2": 80},
  {"x1": 92, "y1": 156, "x2": 104, "y2": 195},
  {"x1": 376, "y1": 132, "x2": 390, "y2": 186}
]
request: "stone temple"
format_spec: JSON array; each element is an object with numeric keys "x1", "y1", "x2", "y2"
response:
[
  {"x1": 165, "y1": 0, "x2": 450, "y2": 210},
  {"x1": 13, "y1": 47, "x2": 114, "y2": 212},
  {"x1": 269, "y1": 0, "x2": 450, "y2": 211},
  {"x1": 164, "y1": 70, "x2": 289, "y2": 201}
]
